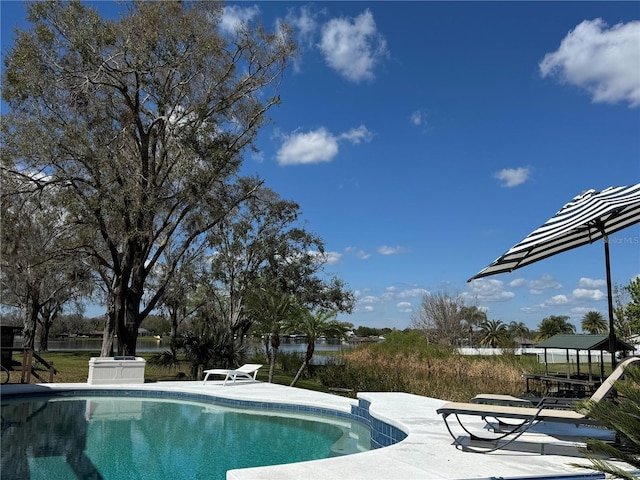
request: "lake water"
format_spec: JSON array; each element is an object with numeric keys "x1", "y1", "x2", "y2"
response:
[{"x1": 19, "y1": 337, "x2": 350, "y2": 356}]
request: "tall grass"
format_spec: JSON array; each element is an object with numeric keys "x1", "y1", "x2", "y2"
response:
[{"x1": 317, "y1": 331, "x2": 541, "y2": 402}]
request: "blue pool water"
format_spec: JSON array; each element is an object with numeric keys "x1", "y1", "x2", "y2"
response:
[{"x1": 0, "y1": 395, "x2": 371, "y2": 480}]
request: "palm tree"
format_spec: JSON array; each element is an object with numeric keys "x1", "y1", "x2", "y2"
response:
[
  {"x1": 581, "y1": 310, "x2": 608, "y2": 335},
  {"x1": 180, "y1": 319, "x2": 243, "y2": 380},
  {"x1": 246, "y1": 287, "x2": 300, "y2": 383},
  {"x1": 460, "y1": 305, "x2": 487, "y2": 347},
  {"x1": 478, "y1": 319, "x2": 508, "y2": 348},
  {"x1": 508, "y1": 321, "x2": 532, "y2": 345},
  {"x1": 284, "y1": 308, "x2": 349, "y2": 387},
  {"x1": 536, "y1": 315, "x2": 576, "y2": 341}
]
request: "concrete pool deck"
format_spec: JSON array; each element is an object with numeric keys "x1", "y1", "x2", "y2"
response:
[{"x1": 1, "y1": 381, "x2": 627, "y2": 479}]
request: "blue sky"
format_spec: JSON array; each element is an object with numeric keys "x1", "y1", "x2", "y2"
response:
[{"x1": 2, "y1": 2, "x2": 639, "y2": 332}]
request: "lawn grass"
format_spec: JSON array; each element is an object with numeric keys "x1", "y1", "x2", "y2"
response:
[{"x1": 3, "y1": 350, "x2": 327, "y2": 393}]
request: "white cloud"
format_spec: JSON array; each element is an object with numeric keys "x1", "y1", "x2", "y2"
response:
[
  {"x1": 410, "y1": 110, "x2": 424, "y2": 126},
  {"x1": 525, "y1": 294, "x2": 570, "y2": 312},
  {"x1": 323, "y1": 251, "x2": 342, "y2": 265},
  {"x1": 220, "y1": 5, "x2": 260, "y2": 35},
  {"x1": 578, "y1": 277, "x2": 606, "y2": 289},
  {"x1": 276, "y1": 126, "x2": 372, "y2": 166},
  {"x1": 308, "y1": 250, "x2": 342, "y2": 265},
  {"x1": 319, "y1": 10, "x2": 389, "y2": 83},
  {"x1": 528, "y1": 274, "x2": 562, "y2": 294},
  {"x1": 573, "y1": 288, "x2": 605, "y2": 301},
  {"x1": 397, "y1": 288, "x2": 428, "y2": 299},
  {"x1": 362, "y1": 306, "x2": 375, "y2": 312},
  {"x1": 540, "y1": 19, "x2": 640, "y2": 107},
  {"x1": 377, "y1": 245, "x2": 407, "y2": 255},
  {"x1": 520, "y1": 305, "x2": 539, "y2": 314},
  {"x1": 397, "y1": 301, "x2": 413, "y2": 313},
  {"x1": 285, "y1": 5, "x2": 318, "y2": 48},
  {"x1": 339, "y1": 125, "x2": 373, "y2": 144},
  {"x1": 381, "y1": 287, "x2": 397, "y2": 301},
  {"x1": 277, "y1": 128, "x2": 338, "y2": 165},
  {"x1": 250, "y1": 151, "x2": 264, "y2": 163},
  {"x1": 345, "y1": 246, "x2": 371, "y2": 260},
  {"x1": 467, "y1": 278, "x2": 516, "y2": 302},
  {"x1": 378, "y1": 286, "x2": 428, "y2": 303},
  {"x1": 360, "y1": 295, "x2": 380, "y2": 304},
  {"x1": 523, "y1": 278, "x2": 607, "y2": 313},
  {"x1": 282, "y1": 5, "x2": 320, "y2": 73},
  {"x1": 494, "y1": 167, "x2": 532, "y2": 187},
  {"x1": 547, "y1": 294, "x2": 570, "y2": 306}
]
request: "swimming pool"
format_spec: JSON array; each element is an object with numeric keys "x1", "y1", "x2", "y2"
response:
[
  {"x1": 0, "y1": 394, "x2": 371, "y2": 480},
  {"x1": 2, "y1": 384, "x2": 606, "y2": 479}
]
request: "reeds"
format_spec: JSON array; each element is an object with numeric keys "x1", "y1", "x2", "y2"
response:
[{"x1": 317, "y1": 333, "x2": 540, "y2": 402}]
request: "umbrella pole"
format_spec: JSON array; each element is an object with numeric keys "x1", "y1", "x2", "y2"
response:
[{"x1": 604, "y1": 235, "x2": 617, "y2": 370}]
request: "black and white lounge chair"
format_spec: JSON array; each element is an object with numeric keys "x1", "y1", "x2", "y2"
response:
[{"x1": 436, "y1": 356, "x2": 640, "y2": 451}]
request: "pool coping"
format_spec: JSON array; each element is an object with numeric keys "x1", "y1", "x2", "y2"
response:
[{"x1": 0, "y1": 381, "x2": 622, "y2": 480}]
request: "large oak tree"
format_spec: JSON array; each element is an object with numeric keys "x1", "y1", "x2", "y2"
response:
[{"x1": 2, "y1": 1, "x2": 296, "y2": 355}]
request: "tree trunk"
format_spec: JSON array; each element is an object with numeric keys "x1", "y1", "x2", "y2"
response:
[
  {"x1": 100, "y1": 326, "x2": 115, "y2": 357},
  {"x1": 190, "y1": 362, "x2": 200, "y2": 381},
  {"x1": 290, "y1": 341, "x2": 315, "y2": 387},
  {"x1": 38, "y1": 304, "x2": 61, "y2": 352},
  {"x1": 118, "y1": 300, "x2": 140, "y2": 356},
  {"x1": 268, "y1": 331, "x2": 280, "y2": 383},
  {"x1": 233, "y1": 322, "x2": 251, "y2": 352},
  {"x1": 105, "y1": 273, "x2": 145, "y2": 356},
  {"x1": 22, "y1": 295, "x2": 40, "y2": 350},
  {"x1": 290, "y1": 359, "x2": 307, "y2": 387},
  {"x1": 100, "y1": 292, "x2": 117, "y2": 357},
  {"x1": 38, "y1": 309, "x2": 55, "y2": 352},
  {"x1": 268, "y1": 348, "x2": 278, "y2": 383},
  {"x1": 38, "y1": 322, "x2": 50, "y2": 351},
  {"x1": 170, "y1": 310, "x2": 179, "y2": 358},
  {"x1": 229, "y1": 299, "x2": 251, "y2": 353},
  {"x1": 263, "y1": 334, "x2": 271, "y2": 361}
]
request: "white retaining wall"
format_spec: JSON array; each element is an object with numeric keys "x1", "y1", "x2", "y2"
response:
[{"x1": 458, "y1": 347, "x2": 639, "y2": 364}]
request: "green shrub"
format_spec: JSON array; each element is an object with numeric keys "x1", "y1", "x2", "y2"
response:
[
  {"x1": 277, "y1": 351, "x2": 304, "y2": 375},
  {"x1": 367, "y1": 330, "x2": 455, "y2": 359}
]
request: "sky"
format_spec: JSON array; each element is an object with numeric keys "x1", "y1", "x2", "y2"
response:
[{"x1": 2, "y1": 2, "x2": 639, "y2": 333}]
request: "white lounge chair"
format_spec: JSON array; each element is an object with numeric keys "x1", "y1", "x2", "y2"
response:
[
  {"x1": 202, "y1": 364, "x2": 262, "y2": 386},
  {"x1": 436, "y1": 356, "x2": 639, "y2": 450}
]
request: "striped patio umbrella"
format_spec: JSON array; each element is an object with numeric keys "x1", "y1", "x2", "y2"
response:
[{"x1": 468, "y1": 184, "x2": 640, "y2": 363}]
